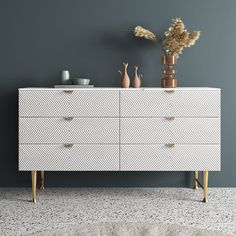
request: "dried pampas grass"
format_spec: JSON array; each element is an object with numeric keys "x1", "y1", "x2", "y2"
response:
[
  {"x1": 163, "y1": 18, "x2": 200, "y2": 57},
  {"x1": 133, "y1": 18, "x2": 200, "y2": 58},
  {"x1": 134, "y1": 26, "x2": 157, "y2": 42}
]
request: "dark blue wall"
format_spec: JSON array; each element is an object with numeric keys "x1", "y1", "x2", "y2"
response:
[{"x1": 0, "y1": 0, "x2": 235, "y2": 187}]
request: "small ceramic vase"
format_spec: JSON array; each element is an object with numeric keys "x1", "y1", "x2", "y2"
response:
[
  {"x1": 131, "y1": 66, "x2": 141, "y2": 88},
  {"x1": 119, "y1": 63, "x2": 130, "y2": 88},
  {"x1": 59, "y1": 70, "x2": 70, "y2": 85}
]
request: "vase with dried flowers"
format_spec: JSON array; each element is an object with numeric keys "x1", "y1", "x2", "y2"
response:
[{"x1": 134, "y1": 18, "x2": 200, "y2": 88}]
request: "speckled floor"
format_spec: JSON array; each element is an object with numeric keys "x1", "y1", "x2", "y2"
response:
[{"x1": 0, "y1": 188, "x2": 235, "y2": 236}]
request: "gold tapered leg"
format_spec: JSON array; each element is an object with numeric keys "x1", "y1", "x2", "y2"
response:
[
  {"x1": 202, "y1": 171, "x2": 208, "y2": 203},
  {"x1": 40, "y1": 171, "x2": 45, "y2": 190},
  {"x1": 31, "y1": 171, "x2": 37, "y2": 203},
  {"x1": 194, "y1": 171, "x2": 199, "y2": 190}
]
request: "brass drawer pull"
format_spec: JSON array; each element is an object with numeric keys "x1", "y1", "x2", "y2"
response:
[
  {"x1": 165, "y1": 90, "x2": 175, "y2": 94},
  {"x1": 63, "y1": 90, "x2": 73, "y2": 94},
  {"x1": 63, "y1": 116, "x2": 73, "y2": 121},
  {"x1": 165, "y1": 117, "x2": 175, "y2": 121},
  {"x1": 64, "y1": 143, "x2": 73, "y2": 148},
  {"x1": 165, "y1": 143, "x2": 175, "y2": 148}
]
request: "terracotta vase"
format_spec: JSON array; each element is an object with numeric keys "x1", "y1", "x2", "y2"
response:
[
  {"x1": 161, "y1": 55, "x2": 177, "y2": 88},
  {"x1": 131, "y1": 66, "x2": 141, "y2": 88},
  {"x1": 119, "y1": 63, "x2": 130, "y2": 88}
]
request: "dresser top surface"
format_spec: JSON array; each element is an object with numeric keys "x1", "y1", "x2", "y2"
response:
[{"x1": 19, "y1": 87, "x2": 220, "y2": 91}]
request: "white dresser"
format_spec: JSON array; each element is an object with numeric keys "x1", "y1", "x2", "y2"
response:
[{"x1": 19, "y1": 87, "x2": 221, "y2": 202}]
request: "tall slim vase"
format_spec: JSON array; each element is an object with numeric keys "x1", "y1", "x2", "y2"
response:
[{"x1": 120, "y1": 63, "x2": 130, "y2": 88}]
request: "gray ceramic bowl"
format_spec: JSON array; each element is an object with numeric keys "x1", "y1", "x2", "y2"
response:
[
  {"x1": 71, "y1": 78, "x2": 90, "y2": 85},
  {"x1": 72, "y1": 78, "x2": 90, "y2": 85}
]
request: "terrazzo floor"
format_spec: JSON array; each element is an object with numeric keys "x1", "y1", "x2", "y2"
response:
[{"x1": 0, "y1": 188, "x2": 235, "y2": 236}]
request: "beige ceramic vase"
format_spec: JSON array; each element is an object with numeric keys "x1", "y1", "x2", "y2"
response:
[
  {"x1": 131, "y1": 66, "x2": 141, "y2": 88},
  {"x1": 119, "y1": 63, "x2": 130, "y2": 88}
]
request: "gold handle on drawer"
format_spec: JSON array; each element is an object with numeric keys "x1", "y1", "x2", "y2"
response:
[
  {"x1": 63, "y1": 116, "x2": 73, "y2": 121},
  {"x1": 63, "y1": 90, "x2": 73, "y2": 94},
  {"x1": 165, "y1": 117, "x2": 175, "y2": 121},
  {"x1": 64, "y1": 143, "x2": 73, "y2": 148},
  {"x1": 165, "y1": 143, "x2": 175, "y2": 148},
  {"x1": 165, "y1": 90, "x2": 175, "y2": 94}
]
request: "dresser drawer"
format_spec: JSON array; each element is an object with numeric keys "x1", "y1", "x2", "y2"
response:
[
  {"x1": 120, "y1": 144, "x2": 220, "y2": 171},
  {"x1": 121, "y1": 118, "x2": 220, "y2": 144},
  {"x1": 19, "y1": 117, "x2": 119, "y2": 144},
  {"x1": 120, "y1": 90, "x2": 220, "y2": 117},
  {"x1": 19, "y1": 144, "x2": 119, "y2": 171},
  {"x1": 19, "y1": 90, "x2": 119, "y2": 117}
]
